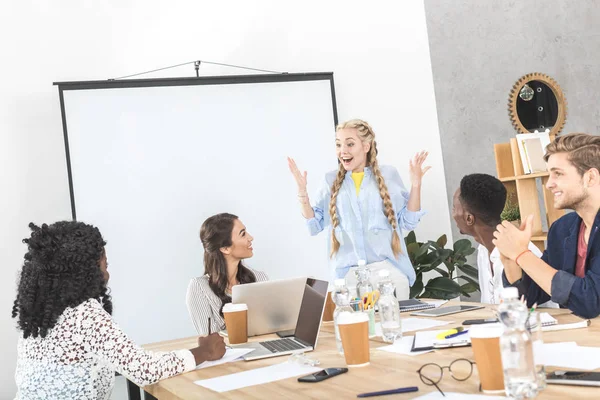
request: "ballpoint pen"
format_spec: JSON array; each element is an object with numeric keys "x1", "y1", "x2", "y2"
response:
[{"x1": 445, "y1": 329, "x2": 469, "y2": 339}]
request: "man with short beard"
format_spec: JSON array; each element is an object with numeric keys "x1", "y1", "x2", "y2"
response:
[{"x1": 494, "y1": 133, "x2": 600, "y2": 319}]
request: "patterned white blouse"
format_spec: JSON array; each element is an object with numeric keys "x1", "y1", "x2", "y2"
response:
[
  {"x1": 15, "y1": 298, "x2": 195, "y2": 400},
  {"x1": 186, "y1": 268, "x2": 268, "y2": 336}
]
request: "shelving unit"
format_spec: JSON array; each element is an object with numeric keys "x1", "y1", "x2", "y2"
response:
[{"x1": 494, "y1": 137, "x2": 564, "y2": 251}]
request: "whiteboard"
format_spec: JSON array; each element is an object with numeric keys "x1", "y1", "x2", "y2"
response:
[{"x1": 58, "y1": 73, "x2": 338, "y2": 344}]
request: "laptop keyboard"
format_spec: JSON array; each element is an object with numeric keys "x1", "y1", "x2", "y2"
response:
[{"x1": 261, "y1": 338, "x2": 306, "y2": 353}]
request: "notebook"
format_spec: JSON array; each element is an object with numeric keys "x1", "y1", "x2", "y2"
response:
[
  {"x1": 529, "y1": 312, "x2": 558, "y2": 327},
  {"x1": 399, "y1": 299, "x2": 435, "y2": 313}
]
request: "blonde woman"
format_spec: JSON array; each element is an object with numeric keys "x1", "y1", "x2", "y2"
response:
[{"x1": 287, "y1": 119, "x2": 429, "y2": 299}]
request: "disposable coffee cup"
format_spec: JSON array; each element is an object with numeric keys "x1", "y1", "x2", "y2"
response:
[
  {"x1": 338, "y1": 311, "x2": 370, "y2": 367},
  {"x1": 222, "y1": 303, "x2": 248, "y2": 344},
  {"x1": 323, "y1": 287, "x2": 335, "y2": 322},
  {"x1": 470, "y1": 324, "x2": 505, "y2": 393}
]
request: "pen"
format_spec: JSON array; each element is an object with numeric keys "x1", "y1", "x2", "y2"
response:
[
  {"x1": 445, "y1": 329, "x2": 469, "y2": 339},
  {"x1": 208, "y1": 317, "x2": 211, "y2": 335},
  {"x1": 357, "y1": 386, "x2": 419, "y2": 398}
]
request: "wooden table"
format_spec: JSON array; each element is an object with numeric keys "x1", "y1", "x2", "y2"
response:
[{"x1": 130, "y1": 302, "x2": 600, "y2": 399}]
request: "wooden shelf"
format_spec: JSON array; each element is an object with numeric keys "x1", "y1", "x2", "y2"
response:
[
  {"x1": 499, "y1": 171, "x2": 550, "y2": 182},
  {"x1": 494, "y1": 136, "x2": 563, "y2": 252}
]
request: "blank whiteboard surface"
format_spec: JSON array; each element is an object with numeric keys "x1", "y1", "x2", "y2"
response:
[{"x1": 61, "y1": 77, "x2": 337, "y2": 344}]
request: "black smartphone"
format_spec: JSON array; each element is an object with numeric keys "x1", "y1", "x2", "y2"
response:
[
  {"x1": 547, "y1": 371, "x2": 600, "y2": 386},
  {"x1": 462, "y1": 318, "x2": 499, "y2": 325},
  {"x1": 298, "y1": 368, "x2": 348, "y2": 383}
]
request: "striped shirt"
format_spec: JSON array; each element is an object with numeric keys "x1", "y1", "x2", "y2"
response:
[{"x1": 186, "y1": 268, "x2": 268, "y2": 335}]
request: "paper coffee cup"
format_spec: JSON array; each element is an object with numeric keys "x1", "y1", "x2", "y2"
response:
[
  {"x1": 338, "y1": 311, "x2": 370, "y2": 367},
  {"x1": 470, "y1": 324, "x2": 505, "y2": 393},
  {"x1": 223, "y1": 303, "x2": 248, "y2": 344},
  {"x1": 323, "y1": 288, "x2": 335, "y2": 322}
]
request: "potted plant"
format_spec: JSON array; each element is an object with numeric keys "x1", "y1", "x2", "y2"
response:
[
  {"x1": 405, "y1": 231, "x2": 479, "y2": 300},
  {"x1": 501, "y1": 193, "x2": 521, "y2": 227}
]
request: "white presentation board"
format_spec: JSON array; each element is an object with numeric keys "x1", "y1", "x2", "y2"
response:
[{"x1": 57, "y1": 73, "x2": 338, "y2": 344}]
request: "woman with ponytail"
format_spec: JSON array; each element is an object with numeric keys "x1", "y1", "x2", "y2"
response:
[
  {"x1": 186, "y1": 213, "x2": 268, "y2": 335},
  {"x1": 287, "y1": 119, "x2": 429, "y2": 299}
]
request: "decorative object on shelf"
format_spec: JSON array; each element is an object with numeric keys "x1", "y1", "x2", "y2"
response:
[
  {"x1": 509, "y1": 73, "x2": 567, "y2": 138},
  {"x1": 501, "y1": 193, "x2": 521, "y2": 227},
  {"x1": 405, "y1": 231, "x2": 479, "y2": 300},
  {"x1": 519, "y1": 83, "x2": 534, "y2": 101}
]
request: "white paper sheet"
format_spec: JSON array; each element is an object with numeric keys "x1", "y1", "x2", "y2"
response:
[
  {"x1": 195, "y1": 348, "x2": 255, "y2": 370},
  {"x1": 401, "y1": 318, "x2": 453, "y2": 332},
  {"x1": 535, "y1": 342, "x2": 600, "y2": 370},
  {"x1": 194, "y1": 361, "x2": 321, "y2": 392},
  {"x1": 413, "y1": 329, "x2": 472, "y2": 350},
  {"x1": 375, "y1": 318, "x2": 451, "y2": 338},
  {"x1": 378, "y1": 336, "x2": 432, "y2": 356},
  {"x1": 414, "y1": 392, "x2": 507, "y2": 399}
]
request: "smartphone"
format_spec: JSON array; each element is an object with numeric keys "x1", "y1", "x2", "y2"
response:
[
  {"x1": 298, "y1": 368, "x2": 348, "y2": 383},
  {"x1": 463, "y1": 318, "x2": 499, "y2": 325},
  {"x1": 546, "y1": 371, "x2": 600, "y2": 386}
]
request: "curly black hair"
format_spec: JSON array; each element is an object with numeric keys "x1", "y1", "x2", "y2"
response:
[
  {"x1": 12, "y1": 221, "x2": 112, "y2": 339},
  {"x1": 459, "y1": 173, "x2": 507, "y2": 227}
]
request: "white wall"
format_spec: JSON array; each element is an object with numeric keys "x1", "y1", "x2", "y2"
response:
[{"x1": 0, "y1": 0, "x2": 450, "y2": 396}]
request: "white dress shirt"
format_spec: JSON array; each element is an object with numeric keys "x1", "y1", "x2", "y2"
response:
[{"x1": 477, "y1": 243, "x2": 558, "y2": 307}]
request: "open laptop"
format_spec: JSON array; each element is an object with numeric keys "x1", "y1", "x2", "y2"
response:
[
  {"x1": 238, "y1": 278, "x2": 328, "y2": 361},
  {"x1": 232, "y1": 276, "x2": 306, "y2": 337}
]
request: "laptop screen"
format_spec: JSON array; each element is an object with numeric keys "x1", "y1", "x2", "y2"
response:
[{"x1": 294, "y1": 278, "x2": 328, "y2": 346}]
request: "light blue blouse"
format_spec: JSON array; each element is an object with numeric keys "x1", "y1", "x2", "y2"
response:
[{"x1": 306, "y1": 165, "x2": 425, "y2": 285}]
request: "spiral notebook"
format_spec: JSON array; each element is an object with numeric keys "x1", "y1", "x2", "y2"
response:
[
  {"x1": 399, "y1": 299, "x2": 435, "y2": 313},
  {"x1": 530, "y1": 312, "x2": 558, "y2": 327}
]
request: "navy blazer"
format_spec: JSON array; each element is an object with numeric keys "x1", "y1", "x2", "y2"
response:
[{"x1": 503, "y1": 209, "x2": 600, "y2": 319}]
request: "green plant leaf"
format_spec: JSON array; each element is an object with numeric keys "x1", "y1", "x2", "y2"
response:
[
  {"x1": 437, "y1": 234, "x2": 448, "y2": 248},
  {"x1": 458, "y1": 275, "x2": 480, "y2": 289},
  {"x1": 410, "y1": 279, "x2": 424, "y2": 299},
  {"x1": 457, "y1": 264, "x2": 479, "y2": 279},
  {"x1": 415, "y1": 243, "x2": 430, "y2": 259},
  {"x1": 405, "y1": 231, "x2": 417, "y2": 246},
  {"x1": 460, "y1": 282, "x2": 479, "y2": 293},
  {"x1": 422, "y1": 277, "x2": 462, "y2": 299},
  {"x1": 453, "y1": 239, "x2": 473, "y2": 254},
  {"x1": 433, "y1": 267, "x2": 449, "y2": 278}
]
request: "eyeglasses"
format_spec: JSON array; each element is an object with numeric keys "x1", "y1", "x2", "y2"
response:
[{"x1": 416, "y1": 358, "x2": 476, "y2": 397}]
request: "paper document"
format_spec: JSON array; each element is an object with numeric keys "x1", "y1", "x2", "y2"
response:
[
  {"x1": 528, "y1": 312, "x2": 557, "y2": 327},
  {"x1": 378, "y1": 336, "x2": 432, "y2": 356},
  {"x1": 375, "y1": 318, "x2": 451, "y2": 338},
  {"x1": 414, "y1": 392, "x2": 507, "y2": 399},
  {"x1": 195, "y1": 347, "x2": 254, "y2": 370},
  {"x1": 194, "y1": 361, "x2": 321, "y2": 392},
  {"x1": 534, "y1": 342, "x2": 600, "y2": 370}
]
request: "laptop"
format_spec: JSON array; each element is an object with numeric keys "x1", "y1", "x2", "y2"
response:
[
  {"x1": 238, "y1": 278, "x2": 328, "y2": 361},
  {"x1": 232, "y1": 276, "x2": 307, "y2": 336}
]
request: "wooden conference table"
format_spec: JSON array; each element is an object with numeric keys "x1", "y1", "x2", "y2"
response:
[{"x1": 128, "y1": 301, "x2": 600, "y2": 399}]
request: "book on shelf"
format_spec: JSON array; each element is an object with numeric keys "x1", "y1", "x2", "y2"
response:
[{"x1": 516, "y1": 131, "x2": 551, "y2": 174}]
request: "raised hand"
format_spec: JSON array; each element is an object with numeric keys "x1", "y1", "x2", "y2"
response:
[
  {"x1": 287, "y1": 157, "x2": 308, "y2": 193},
  {"x1": 409, "y1": 151, "x2": 431, "y2": 186},
  {"x1": 493, "y1": 215, "x2": 534, "y2": 261}
]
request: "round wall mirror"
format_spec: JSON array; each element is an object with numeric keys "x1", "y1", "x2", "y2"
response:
[{"x1": 508, "y1": 73, "x2": 567, "y2": 136}]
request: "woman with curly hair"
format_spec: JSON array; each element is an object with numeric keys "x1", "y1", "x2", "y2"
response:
[
  {"x1": 287, "y1": 119, "x2": 430, "y2": 299},
  {"x1": 13, "y1": 221, "x2": 225, "y2": 400},
  {"x1": 186, "y1": 213, "x2": 268, "y2": 335}
]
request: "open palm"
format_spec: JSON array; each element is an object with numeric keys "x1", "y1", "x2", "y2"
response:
[
  {"x1": 287, "y1": 157, "x2": 308, "y2": 192},
  {"x1": 409, "y1": 151, "x2": 431, "y2": 185}
]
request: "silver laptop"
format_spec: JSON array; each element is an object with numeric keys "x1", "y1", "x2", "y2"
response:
[
  {"x1": 232, "y1": 276, "x2": 306, "y2": 337},
  {"x1": 238, "y1": 278, "x2": 328, "y2": 361}
]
